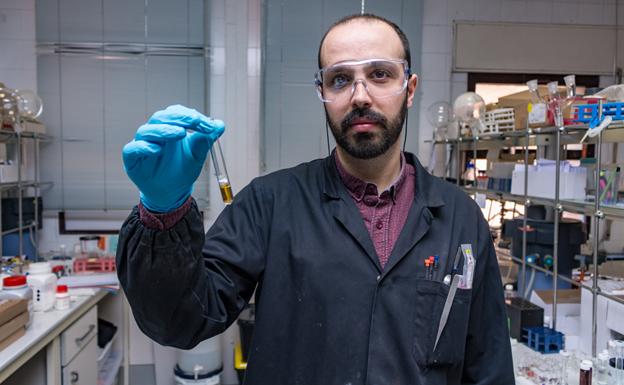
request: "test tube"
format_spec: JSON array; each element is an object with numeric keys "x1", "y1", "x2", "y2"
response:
[{"x1": 210, "y1": 139, "x2": 233, "y2": 204}]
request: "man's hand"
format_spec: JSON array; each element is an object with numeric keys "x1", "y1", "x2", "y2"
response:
[{"x1": 122, "y1": 105, "x2": 225, "y2": 212}]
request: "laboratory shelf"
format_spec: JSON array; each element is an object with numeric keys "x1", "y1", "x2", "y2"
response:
[
  {"x1": 440, "y1": 113, "x2": 624, "y2": 357},
  {"x1": 0, "y1": 117, "x2": 47, "y2": 259},
  {"x1": 430, "y1": 123, "x2": 624, "y2": 144},
  {"x1": 0, "y1": 181, "x2": 50, "y2": 191},
  {"x1": 461, "y1": 187, "x2": 624, "y2": 221},
  {"x1": 1, "y1": 221, "x2": 37, "y2": 236},
  {"x1": 503, "y1": 253, "x2": 624, "y2": 307},
  {"x1": 0, "y1": 129, "x2": 51, "y2": 141}
]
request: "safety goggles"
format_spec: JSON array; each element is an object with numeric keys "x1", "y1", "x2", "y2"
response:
[{"x1": 314, "y1": 58, "x2": 410, "y2": 103}]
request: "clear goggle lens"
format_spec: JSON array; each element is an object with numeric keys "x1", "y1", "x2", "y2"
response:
[{"x1": 314, "y1": 58, "x2": 409, "y2": 103}]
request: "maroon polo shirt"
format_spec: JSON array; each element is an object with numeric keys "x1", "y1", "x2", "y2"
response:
[{"x1": 335, "y1": 153, "x2": 415, "y2": 268}]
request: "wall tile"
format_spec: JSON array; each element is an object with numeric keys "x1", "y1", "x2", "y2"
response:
[
  {"x1": 421, "y1": 53, "x2": 450, "y2": 81},
  {"x1": 0, "y1": 8, "x2": 35, "y2": 40},
  {"x1": 0, "y1": 39, "x2": 36, "y2": 70},
  {"x1": 424, "y1": 0, "x2": 449, "y2": 26},
  {"x1": 448, "y1": 0, "x2": 476, "y2": 22},
  {"x1": 475, "y1": 0, "x2": 503, "y2": 21},
  {"x1": 551, "y1": 1, "x2": 579, "y2": 23},
  {"x1": 526, "y1": 1, "x2": 554, "y2": 23},
  {"x1": 502, "y1": 0, "x2": 528, "y2": 22},
  {"x1": 0, "y1": 68, "x2": 36, "y2": 90},
  {"x1": 0, "y1": 0, "x2": 34, "y2": 10},
  {"x1": 578, "y1": 2, "x2": 605, "y2": 24},
  {"x1": 422, "y1": 24, "x2": 452, "y2": 54}
]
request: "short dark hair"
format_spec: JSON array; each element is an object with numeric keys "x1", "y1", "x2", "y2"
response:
[{"x1": 317, "y1": 14, "x2": 411, "y2": 70}]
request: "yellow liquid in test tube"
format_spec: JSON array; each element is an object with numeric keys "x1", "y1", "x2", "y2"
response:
[
  {"x1": 211, "y1": 139, "x2": 233, "y2": 204},
  {"x1": 219, "y1": 181, "x2": 233, "y2": 204}
]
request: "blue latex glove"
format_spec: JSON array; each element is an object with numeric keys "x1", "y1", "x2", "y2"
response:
[{"x1": 122, "y1": 105, "x2": 225, "y2": 212}]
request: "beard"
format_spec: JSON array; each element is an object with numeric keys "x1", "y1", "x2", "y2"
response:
[{"x1": 326, "y1": 97, "x2": 407, "y2": 160}]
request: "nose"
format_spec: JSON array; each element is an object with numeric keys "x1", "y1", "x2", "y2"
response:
[{"x1": 350, "y1": 79, "x2": 372, "y2": 109}]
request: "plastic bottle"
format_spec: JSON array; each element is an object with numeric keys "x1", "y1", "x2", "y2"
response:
[
  {"x1": 54, "y1": 284, "x2": 70, "y2": 311},
  {"x1": 596, "y1": 351, "x2": 609, "y2": 385},
  {"x1": 26, "y1": 262, "x2": 57, "y2": 312},
  {"x1": 463, "y1": 161, "x2": 476, "y2": 183},
  {"x1": 579, "y1": 359, "x2": 593, "y2": 385},
  {"x1": 559, "y1": 350, "x2": 570, "y2": 385},
  {"x1": 0, "y1": 275, "x2": 33, "y2": 326},
  {"x1": 504, "y1": 284, "x2": 515, "y2": 305}
]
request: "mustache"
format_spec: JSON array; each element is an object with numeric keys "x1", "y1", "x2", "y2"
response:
[{"x1": 340, "y1": 108, "x2": 388, "y2": 131}]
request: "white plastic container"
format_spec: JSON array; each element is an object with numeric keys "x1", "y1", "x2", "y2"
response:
[
  {"x1": 27, "y1": 262, "x2": 57, "y2": 312},
  {"x1": 177, "y1": 336, "x2": 222, "y2": 377},
  {"x1": 1, "y1": 275, "x2": 34, "y2": 326},
  {"x1": 54, "y1": 284, "x2": 70, "y2": 310}
]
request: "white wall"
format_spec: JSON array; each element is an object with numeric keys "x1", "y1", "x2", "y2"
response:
[
  {"x1": 418, "y1": 0, "x2": 624, "y2": 166},
  {"x1": 0, "y1": 0, "x2": 37, "y2": 91}
]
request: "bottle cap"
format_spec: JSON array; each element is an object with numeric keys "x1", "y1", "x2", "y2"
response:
[
  {"x1": 3, "y1": 275, "x2": 27, "y2": 288},
  {"x1": 580, "y1": 360, "x2": 593, "y2": 371},
  {"x1": 598, "y1": 352, "x2": 609, "y2": 361},
  {"x1": 559, "y1": 350, "x2": 570, "y2": 357},
  {"x1": 56, "y1": 285, "x2": 68, "y2": 294}
]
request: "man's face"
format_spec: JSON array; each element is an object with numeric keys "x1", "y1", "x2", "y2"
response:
[{"x1": 319, "y1": 20, "x2": 417, "y2": 159}]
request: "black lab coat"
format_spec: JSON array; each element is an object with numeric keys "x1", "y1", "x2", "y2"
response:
[{"x1": 117, "y1": 152, "x2": 514, "y2": 385}]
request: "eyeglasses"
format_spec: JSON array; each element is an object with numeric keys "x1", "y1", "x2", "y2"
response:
[{"x1": 314, "y1": 58, "x2": 410, "y2": 103}]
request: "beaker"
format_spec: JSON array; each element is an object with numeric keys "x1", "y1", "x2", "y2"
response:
[{"x1": 210, "y1": 139, "x2": 233, "y2": 204}]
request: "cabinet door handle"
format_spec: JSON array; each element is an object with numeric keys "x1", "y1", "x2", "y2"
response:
[
  {"x1": 70, "y1": 371, "x2": 79, "y2": 384},
  {"x1": 75, "y1": 324, "x2": 95, "y2": 346}
]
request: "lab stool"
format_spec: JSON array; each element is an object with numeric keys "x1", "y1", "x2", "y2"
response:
[{"x1": 523, "y1": 326, "x2": 565, "y2": 354}]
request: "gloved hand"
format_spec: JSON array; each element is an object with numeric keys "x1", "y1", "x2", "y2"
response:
[{"x1": 122, "y1": 105, "x2": 225, "y2": 212}]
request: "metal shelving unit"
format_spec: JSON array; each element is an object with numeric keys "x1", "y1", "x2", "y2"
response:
[
  {"x1": 439, "y1": 119, "x2": 623, "y2": 357},
  {"x1": 0, "y1": 123, "x2": 50, "y2": 261}
]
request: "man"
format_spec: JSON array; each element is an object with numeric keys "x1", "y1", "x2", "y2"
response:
[{"x1": 119, "y1": 14, "x2": 514, "y2": 385}]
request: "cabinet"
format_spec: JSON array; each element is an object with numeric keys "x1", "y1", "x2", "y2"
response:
[
  {"x1": 61, "y1": 306, "x2": 98, "y2": 385},
  {"x1": 62, "y1": 336, "x2": 97, "y2": 385},
  {"x1": 434, "y1": 122, "x2": 624, "y2": 357}
]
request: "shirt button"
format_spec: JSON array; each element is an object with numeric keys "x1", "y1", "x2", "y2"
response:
[{"x1": 376, "y1": 221, "x2": 383, "y2": 229}]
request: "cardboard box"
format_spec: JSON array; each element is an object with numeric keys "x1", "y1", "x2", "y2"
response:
[
  {"x1": 497, "y1": 86, "x2": 558, "y2": 129},
  {"x1": 0, "y1": 311, "x2": 28, "y2": 341},
  {"x1": 0, "y1": 327, "x2": 25, "y2": 351},
  {"x1": 0, "y1": 299, "x2": 27, "y2": 326},
  {"x1": 598, "y1": 260, "x2": 624, "y2": 280}
]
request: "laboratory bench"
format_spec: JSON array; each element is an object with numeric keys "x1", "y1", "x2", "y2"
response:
[{"x1": 0, "y1": 288, "x2": 127, "y2": 385}]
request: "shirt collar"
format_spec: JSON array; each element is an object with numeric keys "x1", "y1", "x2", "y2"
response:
[
  {"x1": 334, "y1": 151, "x2": 408, "y2": 203},
  {"x1": 322, "y1": 151, "x2": 446, "y2": 210}
]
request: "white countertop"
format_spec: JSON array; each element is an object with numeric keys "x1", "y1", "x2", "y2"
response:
[{"x1": 0, "y1": 289, "x2": 108, "y2": 383}]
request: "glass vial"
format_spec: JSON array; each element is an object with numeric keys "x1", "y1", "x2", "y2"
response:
[
  {"x1": 210, "y1": 139, "x2": 233, "y2": 204},
  {"x1": 579, "y1": 359, "x2": 593, "y2": 385}
]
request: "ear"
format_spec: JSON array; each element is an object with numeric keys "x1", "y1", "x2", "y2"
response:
[{"x1": 406, "y1": 74, "x2": 418, "y2": 108}]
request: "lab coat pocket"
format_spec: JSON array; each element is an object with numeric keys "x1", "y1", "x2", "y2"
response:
[{"x1": 412, "y1": 280, "x2": 472, "y2": 369}]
